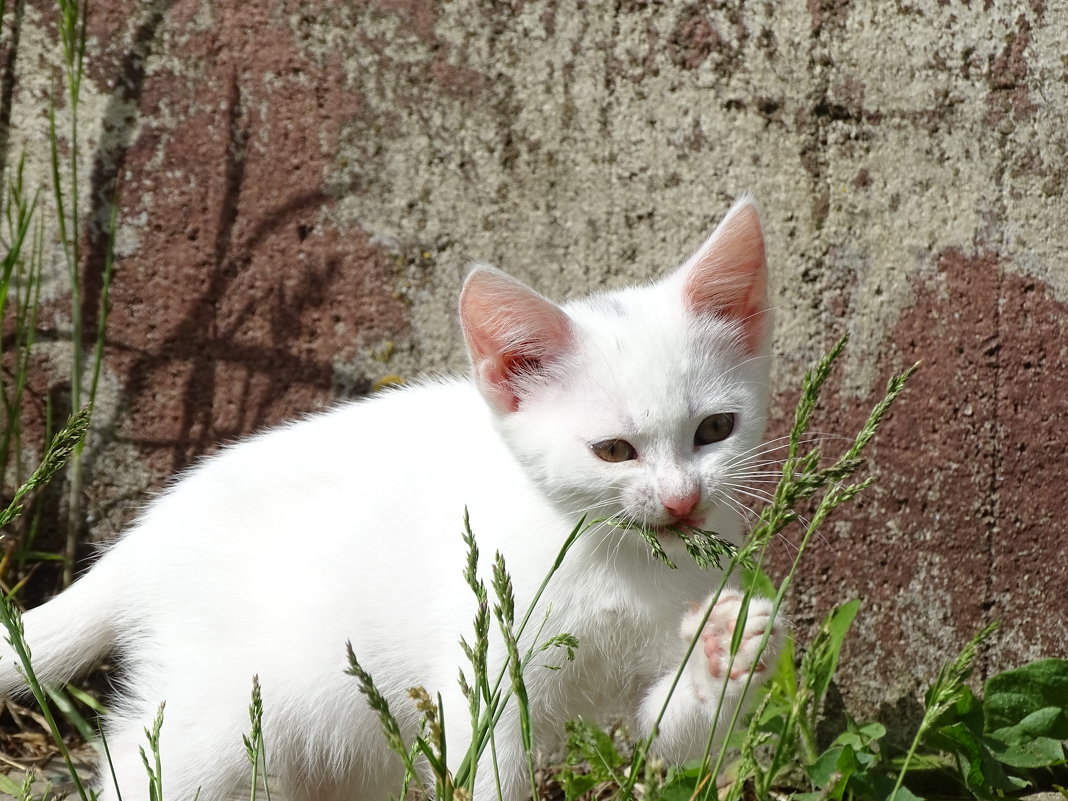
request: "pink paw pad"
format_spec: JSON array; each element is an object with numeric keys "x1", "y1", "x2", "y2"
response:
[{"x1": 680, "y1": 591, "x2": 777, "y2": 686}]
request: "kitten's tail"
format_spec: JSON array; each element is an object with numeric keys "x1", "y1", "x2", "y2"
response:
[{"x1": 0, "y1": 547, "x2": 125, "y2": 696}]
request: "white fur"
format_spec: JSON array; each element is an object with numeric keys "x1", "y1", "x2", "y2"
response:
[{"x1": 0, "y1": 199, "x2": 781, "y2": 801}]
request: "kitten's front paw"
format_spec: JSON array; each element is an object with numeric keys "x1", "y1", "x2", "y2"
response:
[{"x1": 680, "y1": 590, "x2": 780, "y2": 703}]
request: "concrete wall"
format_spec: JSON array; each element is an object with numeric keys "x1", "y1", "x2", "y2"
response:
[{"x1": 4, "y1": 1, "x2": 1066, "y2": 722}]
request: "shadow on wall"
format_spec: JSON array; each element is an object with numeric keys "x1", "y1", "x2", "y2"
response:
[
  {"x1": 0, "y1": 3, "x2": 410, "y2": 554},
  {"x1": 110, "y1": 72, "x2": 341, "y2": 468},
  {"x1": 70, "y1": 4, "x2": 408, "y2": 480}
]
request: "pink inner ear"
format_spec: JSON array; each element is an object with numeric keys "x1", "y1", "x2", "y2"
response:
[
  {"x1": 459, "y1": 268, "x2": 573, "y2": 412},
  {"x1": 683, "y1": 199, "x2": 770, "y2": 353}
]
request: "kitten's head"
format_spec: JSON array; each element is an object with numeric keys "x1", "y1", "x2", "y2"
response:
[{"x1": 459, "y1": 198, "x2": 772, "y2": 557}]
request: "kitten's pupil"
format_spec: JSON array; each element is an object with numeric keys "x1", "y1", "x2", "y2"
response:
[
  {"x1": 591, "y1": 439, "x2": 637, "y2": 463},
  {"x1": 695, "y1": 413, "x2": 735, "y2": 446}
]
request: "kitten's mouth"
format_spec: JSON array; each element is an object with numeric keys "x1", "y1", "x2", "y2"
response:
[
  {"x1": 600, "y1": 517, "x2": 739, "y2": 571},
  {"x1": 653, "y1": 516, "x2": 702, "y2": 537}
]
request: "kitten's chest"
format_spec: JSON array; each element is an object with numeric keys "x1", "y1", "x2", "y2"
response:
[
  {"x1": 565, "y1": 582, "x2": 686, "y2": 676},
  {"x1": 531, "y1": 598, "x2": 675, "y2": 721}
]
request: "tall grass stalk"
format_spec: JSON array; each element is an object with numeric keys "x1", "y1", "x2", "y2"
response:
[
  {"x1": 42, "y1": 0, "x2": 115, "y2": 588},
  {"x1": 0, "y1": 157, "x2": 42, "y2": 493},
  {"x1": 451, "y1": 512, "x2": 583, "y2": 795},
  {"x1": 735, "y1": 596, "x2": 861, "y2": 799},
  {"x1": 138, "y1": 702, "x2": 166, "y2": 801},
  {"x1": 0, "y1": 406, "x2": 93, "y2": 801},
  {"x1": 98, "y1": 725, "x2": 124, "y2": 801},
  {"x1": 50, "y1": 0, "x2": 88, "y2": 419},
  {"x1": 0, "y1": 770, "x2": 34, "y2": 801},
  {"x1": 889, "y1": 622, "x2": 998, "y2": 799},
  {"x1": 48, "y1": 0, "x2": 89, "y2": 587},
  {"x1": 243, "y1": 675, "x2": 271, "y2": 801},
  {"x1": 88, "y1": 190, "x2": 119, "y2": 416},
  {"x1": 0, "y1": 405, "x2": 91, "y2": 530},
  {"x1": 458, "y1": 513, "x2": 493, "y2": 798},
  {"x1": 347, "y1": 512, "x2": 585, "y2": 801},
  {"x1": 491, "y1": 551, "x2": 538, "y2": 800},
  {"x1": 0, "y1": 596, "x2": 94, "y2": 801}
]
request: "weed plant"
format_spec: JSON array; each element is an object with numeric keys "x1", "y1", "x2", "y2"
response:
[
  {"x1": 0, "y1": 407, "x2": 94, "y2": 801},
  {"x1": 50, "y1": 0, "x2": 122, "y2": 588}
]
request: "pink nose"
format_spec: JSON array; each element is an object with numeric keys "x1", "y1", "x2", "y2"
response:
[{"x1": 661, "y1": 489, "x2": 700, "y2": 519}]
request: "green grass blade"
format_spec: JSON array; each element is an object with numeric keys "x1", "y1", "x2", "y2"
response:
[
  {"x1": 0, "y1": 596, "x2": 93, "y2": 801},
  {"x1": 0, "y1": 405, "x2": 92, "y2": 531},
  {"x1": 45, "y1": 683, "x2": 99, "y2": 747}
]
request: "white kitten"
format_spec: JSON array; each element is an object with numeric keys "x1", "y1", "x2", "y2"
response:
[{"x1": 0, "y1": 198, "x2": 781, "y2": 801}]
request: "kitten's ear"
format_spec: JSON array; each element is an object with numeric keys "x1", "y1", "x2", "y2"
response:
[
  {"x1": 459, "y1": 267, "x2": 573, "y2": 413},
  {"x1": 681, "y1": 197, "x2": 770, "y2": 353}
]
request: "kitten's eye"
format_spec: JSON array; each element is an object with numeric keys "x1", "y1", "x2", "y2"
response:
[
  {"x1": 591, "y1": 439, "x2": 637, "y2": 463},
  {"x1": 695, "y1": 413, "x2": 735, "y2": 446}
]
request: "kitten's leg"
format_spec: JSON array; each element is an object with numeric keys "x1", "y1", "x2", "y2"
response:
[{"x1": 637, "y1": 590, "x2": 782, "y2": 762}]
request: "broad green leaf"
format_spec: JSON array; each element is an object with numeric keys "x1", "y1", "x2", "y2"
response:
[
  {"x1": 856, "y1": 720, "x2": 888, "y2": 740},
  {"x1": 0, "y1": 774, "x2": 23, "y2": 796},
  {"x1": 988, "y1": 733, "x2": 1066, "y2": 769},
  {"x1": 934, "y1": 722, "x2": 1028, "y2": 797},
  {"x1": 834, "y1": 720, "x2": 886, "y2": 751},
  {"x1": 992, "y1": 705, "x2": 1068, "y2": 743},
  {"x1": 851, "y1": 763, "x2": 925, "y2": 801},
  {"x1": 806, "y1": 721, "x2": 886, "y2": 799},
  {"x1": 984, "y1": 659, "x2": 1068, "y2": 731},
  {"x1": 987, "y1": 704, "x2": 1068, "y2": 771},
  {"x1": 657, "y1": 765, "x2": 705, "y2": 801},
  {"x1": 560, "y1": 772, "x2": 598, "y2": 801},
  {"x1": 806, "y1": 744, "x2": 859, "y2": 794},
  {"x1": 886, "y1": 785, "x2": 926, "y2": 801},
  {"x1": 806, "y1": 744, "x2": 842, "y2": 787}
]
